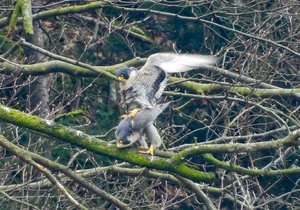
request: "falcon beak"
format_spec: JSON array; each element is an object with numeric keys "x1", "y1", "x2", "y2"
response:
[
  {"x1": 118, "y1": 75, "x2": 125, "y2": 81},
  {"x1": 117, "y1": 140, "x2": 124, "y2": 147}
]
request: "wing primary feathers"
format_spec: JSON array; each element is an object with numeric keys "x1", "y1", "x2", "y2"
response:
[
  {"x1": 159, "y1": 54, "x2": 218, "y2": 73},
  {"x1": 149, "y1": 66, "x2": 167, "y2": 104}
]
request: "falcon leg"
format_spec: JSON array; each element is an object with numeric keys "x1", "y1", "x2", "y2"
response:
[
  {"x1": 129, "y1": 108, "x2": 141, "y2": 117},
  {"x1": 139, "y1": 145, "x2": 155, "y2": 156}
]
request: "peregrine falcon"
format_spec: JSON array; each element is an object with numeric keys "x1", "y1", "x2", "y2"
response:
[
  {"x1": 115, "y1": 53, "x2": 217, "y2": 112},
  {"x1": 115, "y1": 53, "x2": 217, "y2": 154},
  {"x1": 115, "y1": 102, "x2": 170, "y2": 155}
]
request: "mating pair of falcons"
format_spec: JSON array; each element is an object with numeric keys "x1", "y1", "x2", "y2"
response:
[{"x1": 114, "y1": 53, "x2": 217, "y2": 155}]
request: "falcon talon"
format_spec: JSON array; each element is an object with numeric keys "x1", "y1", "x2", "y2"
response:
[
  {"x1": 139, "y1": 145, "x2": 155, "y2": 156},
  {"x1": 129, "y1": 109, "x2": 141, "y2": 117}
]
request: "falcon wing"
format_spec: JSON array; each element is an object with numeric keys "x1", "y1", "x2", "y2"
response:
[{"x1": 131, "y1": 53, "x2": 217, "y2": 107}]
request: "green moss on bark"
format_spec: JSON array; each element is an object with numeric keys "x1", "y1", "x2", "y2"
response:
[
  {"x1": 8, "y1": 0, "x2": 23, "y2": 34},
  {"x1": 0, "y1": 104, "x2": 216, "y2": 182},
  {"x1": 22, "y1": 0, "x2": 33, "y2": 34}
]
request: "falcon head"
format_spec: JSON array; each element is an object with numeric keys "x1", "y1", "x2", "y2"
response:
[
  {"x1": 115, "y1": 117, "x2": 140, "y2": 148},
  {"x1": 115, "y1": 123, "x2": 132, "y2": 148},
  {"x1": 115, "y1": 67, "x2": 138, "y2": 82}
]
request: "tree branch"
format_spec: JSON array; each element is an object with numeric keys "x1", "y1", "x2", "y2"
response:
[
  {"x1": 19, "y1": 38, "x2": 119, "y2": 81},
  {"x1": 0, "y1": 134, "x2": 88, "y2": 210},
  {"x1": 113, "y1": 6, "x2": 300, "y2": 57},
  {"x1": 0, "y1": 190, "x2": 40, "y2": 210},
  {"x1": 202, "y1": 153, "x2": 300, "y2": 176},
  {"x1": 0, "y1": 133, "x2": 132, "y2": 210},
  {"x1": 0, "y1": 103, "x2": 216, "y2": 182},
  {"x1": 173, "y1": 174, "x2": 217, "y2": 210},
  {"x1": 168, "y1": 78, "x2": 300, "y2": 98},
  {"x1": 171, "y1": 130, "x2": 300, "y2": 161},
  {"x1": 0, "y1": 58, "x2": 146, "y2": 77}
]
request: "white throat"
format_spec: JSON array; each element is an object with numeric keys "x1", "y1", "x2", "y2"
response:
[{"x1": 122, "y1": 70, "x2": 138, "y2": 90}]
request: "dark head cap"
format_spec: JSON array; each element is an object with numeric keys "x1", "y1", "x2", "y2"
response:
[{"x1": 115, "y1": 67, "x2": 137, "y2": 80}]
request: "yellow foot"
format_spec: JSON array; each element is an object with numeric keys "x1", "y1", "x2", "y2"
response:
[
  {"x1": 139, "y1": 145, "x2": 155, "y2": 156},
  {"x1": 121, "y1": 114, "x2": 127, "y2": 119},
  {"x1": 129, "y1": 108, "x2": 141, "y2": 117}
]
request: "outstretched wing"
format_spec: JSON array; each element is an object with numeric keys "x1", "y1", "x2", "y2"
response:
[{"x1": 131, "y1": 53, "x2": 217, "y2": 107}]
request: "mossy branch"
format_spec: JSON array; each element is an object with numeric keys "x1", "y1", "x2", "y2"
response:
[
  {"x1": 8, "y1": 0, "x2": 23, "y2": 34},
  {"x1": 22, "y1": 0, "x2": 33, "y2": 34},
  {"x1": 0, "y1": 104, "x2": 216, "y2": 183},
  {"x1": 0, "y1": 57, "x2": 145, "y2": 77},
  {"x1": 0, "y1": 1, "x2": 107, "y2": 28},
  {"x1": 171, "y1": 131, "x2": 300, "y2": 161},
  {"x1": 1, "y1": 61, "x2": 299, "y2": 99},
  {"x1": 202, "y1": 154, "x2": 300, "y2": 176},
  {"x1": 54, "y1": 109, "x2": 86, "y2": 122},
  {"x1": 169, "y1": 78, "x2": 300, "y2": 98}
]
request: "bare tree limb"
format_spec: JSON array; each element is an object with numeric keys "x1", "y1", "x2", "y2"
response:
[
  {"x1": 0, "y1": 190, "x2": 40, "y2": 210},
  {"x1": 0, "y1": 103, "x2": 217, "y2": 182},
  {"x1": 173, "y1": 174, "x2": 217, "y2": 210},
  {"x1": 0, "y1": 134, "x2": 132, "y2": 210},
  {"x1": 0, "y1": 135, "x2": 88, "y2": 210}
]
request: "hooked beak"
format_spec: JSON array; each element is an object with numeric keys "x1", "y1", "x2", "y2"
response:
[
  {"x1": 117, "y1": 140, "x2": 125, "y2": 147},
  {"x1": 118, "y1": 75, "x2": 125, "y2": 81},
  {"x1": 116, "y1": 139, "x2": 133, "y2": 148}
]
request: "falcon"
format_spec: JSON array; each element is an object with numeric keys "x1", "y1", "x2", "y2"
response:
[
  {"x1": 115, "y1": 53, "x2": 217, "y2": 113},
  {"x1": 115, "y1": 53, "x2": 217, "y2": 154},
  {"x1": 115, "y1": 102, "x2": 170, "y2": 155}
]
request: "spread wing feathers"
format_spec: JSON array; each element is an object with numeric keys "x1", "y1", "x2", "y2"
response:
[
  {"x1": 132, "y1": 53, "x2": 217, "y2": 107},
  {"x1": 157, "y1": 53, "x2": 218, "y2": 73}
]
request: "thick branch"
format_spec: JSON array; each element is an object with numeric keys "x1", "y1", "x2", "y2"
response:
[
  {"x1": 0, "y1": 1, "x2": 107, "y2": 28},
  {"x1": 171, "y1": 130, "x2": 300, "y2": 162},
  {"x1": 2, "y1": 60, "x2": 298, "y2": 100},
  {"x1": 0, "y1": 104, "x2": 216, "y2": 182},
  {"x1": 168, "y1": 78, "x2": 300, "y2": 98},
  {"x1": 22, "y1": 0, "x2": 33, "y2": 34},
  {"x1": 202, "y1": 154, "x2": 300, "y2": 176},
  {"x1": 0, "y1": 58, "x2": 145, "y2": 76},
  {"x1": 19, "y1": 39, "x2": 119, "y2": 81}
]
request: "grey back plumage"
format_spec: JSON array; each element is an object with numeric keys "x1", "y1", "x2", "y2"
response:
[{"x1": 120, "y1": 53, "x2": 217, "y2": 109}]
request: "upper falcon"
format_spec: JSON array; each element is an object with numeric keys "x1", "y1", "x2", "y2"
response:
[{"x1": 115, "y1": 53, "x2": 217, "y2": 110}]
